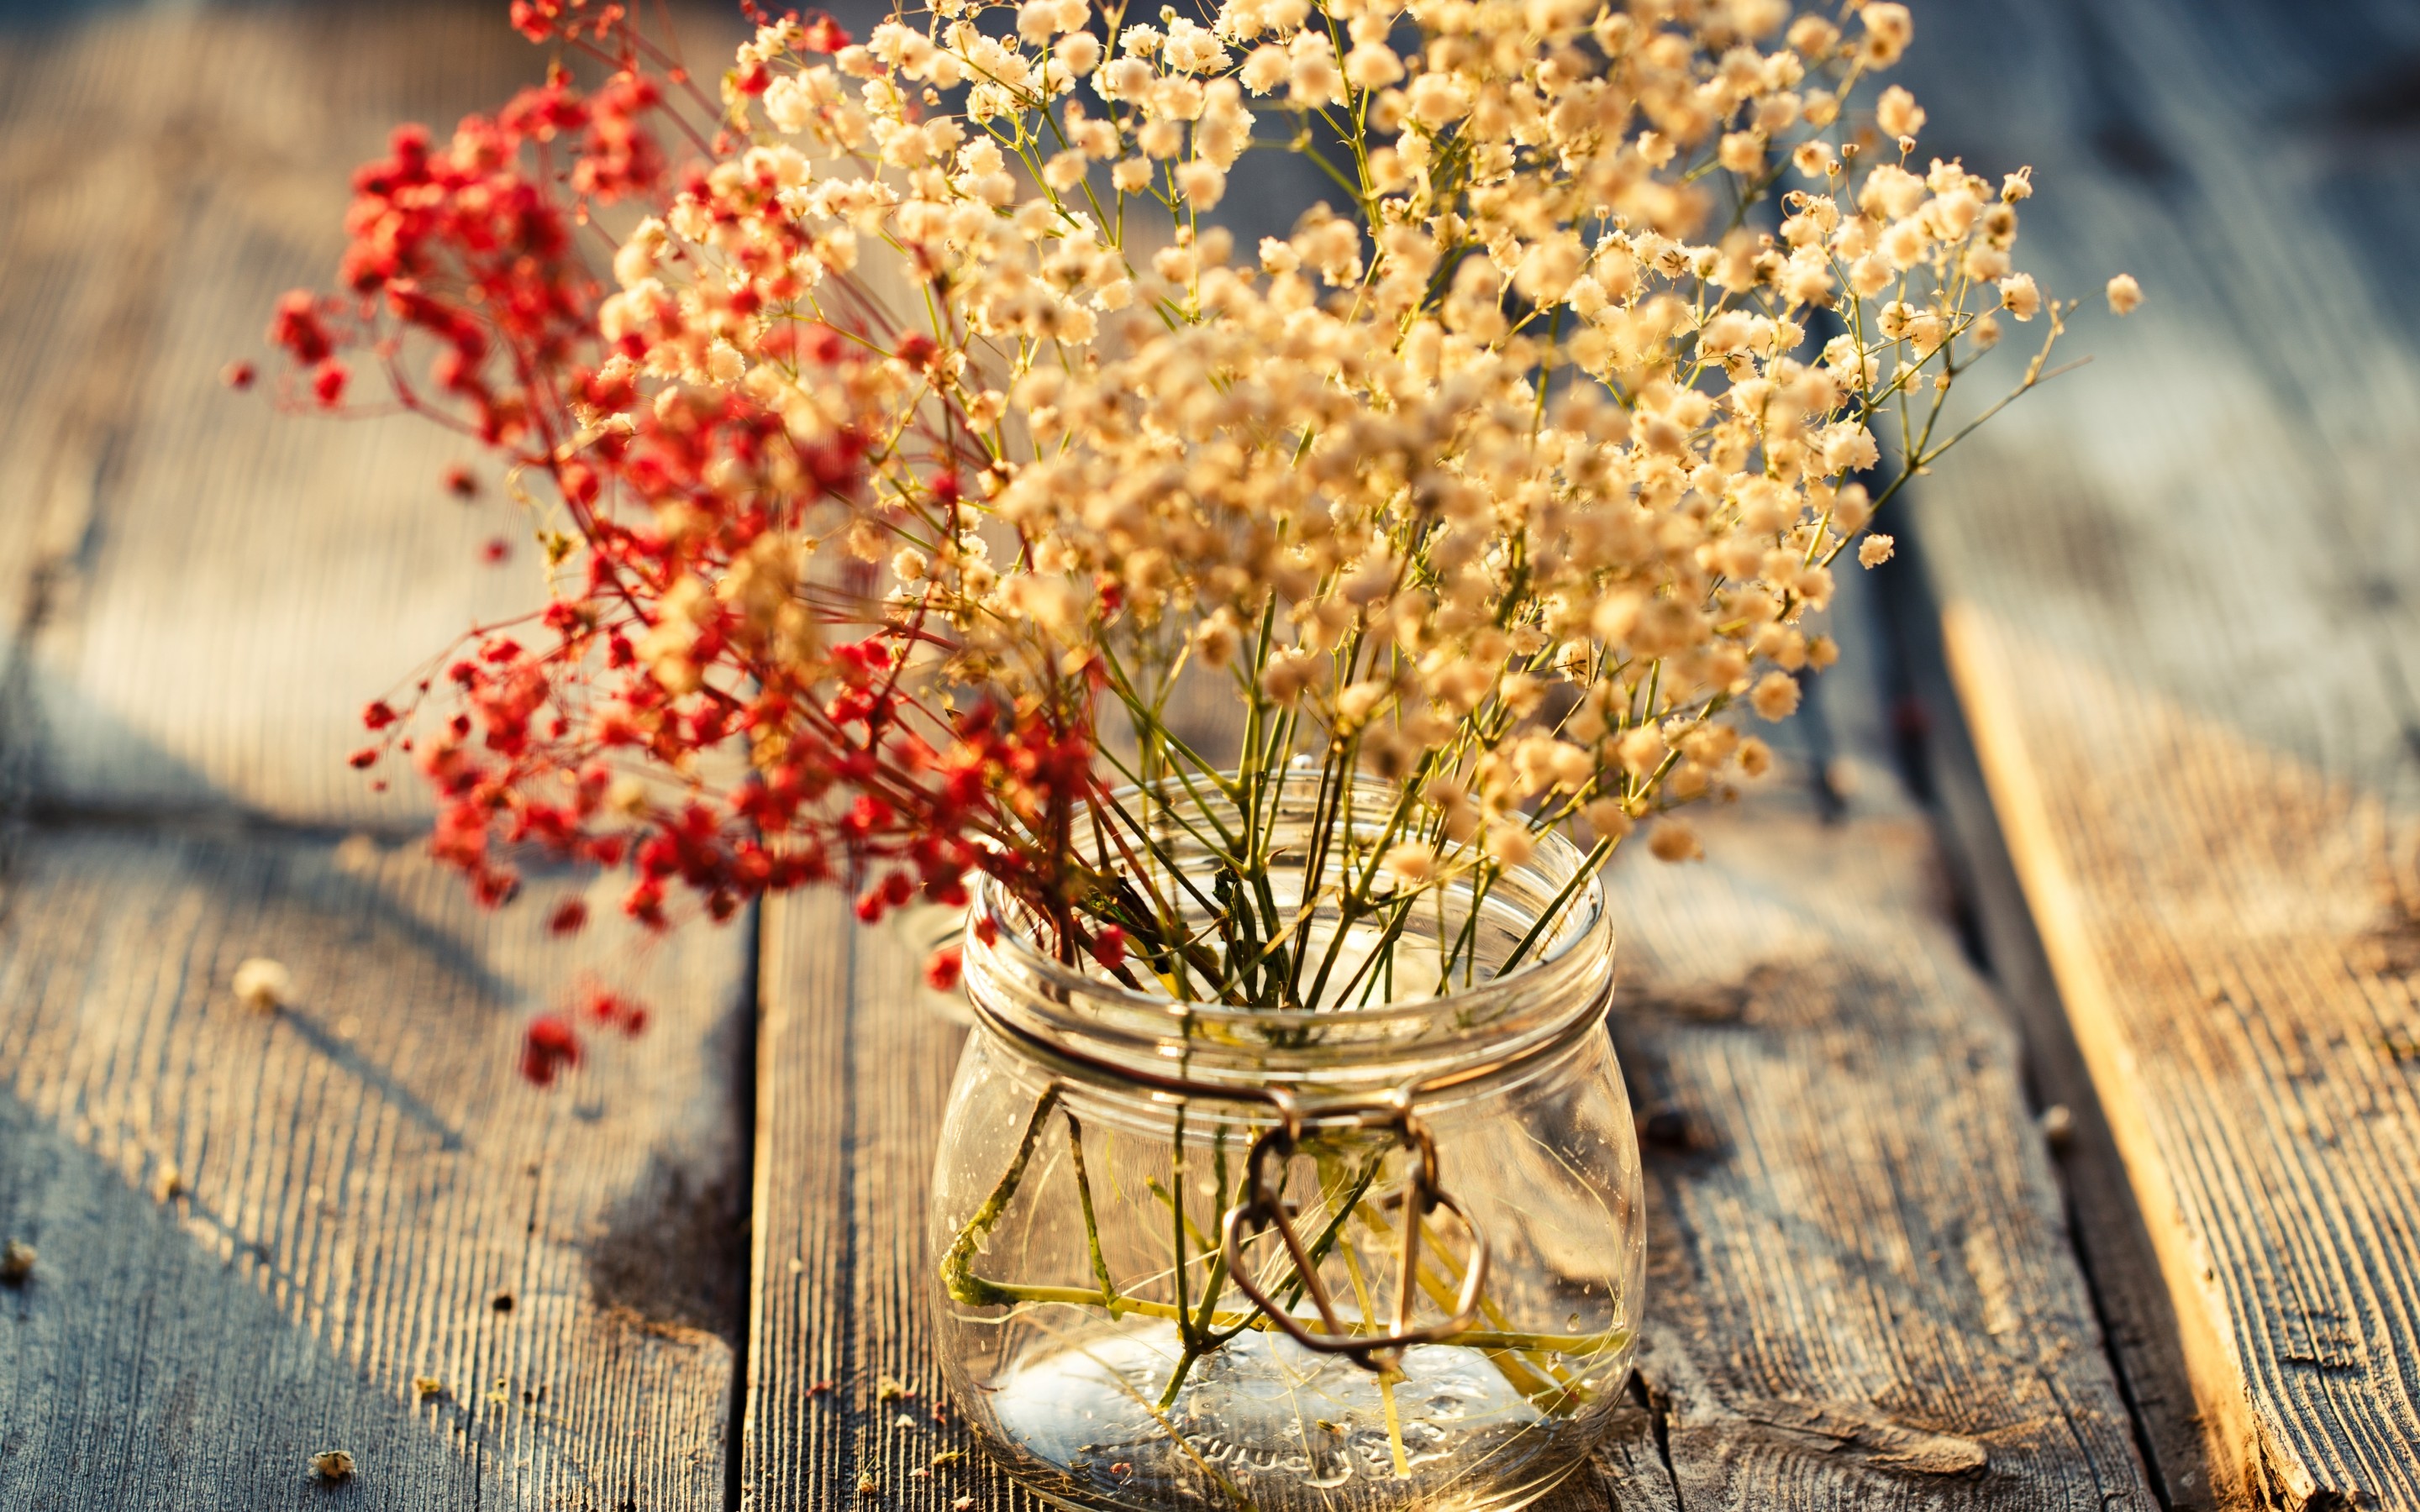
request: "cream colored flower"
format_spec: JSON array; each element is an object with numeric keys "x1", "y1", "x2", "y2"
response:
[
  {"x1": 537, "y1": 0, "x2": 2083, "y2": 923},
  {"x1": 1859, "y1": 3, "x2": 1913, "y2": 66},
  {"x1": 1750, "y1": 671, "x2": 1802, "y2": 721},
  {"x1": 1998, "y1": 271, "x2": 2042, "y2": 320},
  {"x1": 1381, "y1": 841, "x2": 1435, "y2": 888},
  {"x1": 1648, "y1": 821, "x2": 1703, "y2": 864},
  {"x1": 1875, "y1": 85, "x2": 1924, "y2": 139},
  {"x1": 233, "y1": 958, "x2": 294, "y2": 1012}
]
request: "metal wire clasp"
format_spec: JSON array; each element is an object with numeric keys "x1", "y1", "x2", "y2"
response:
[{"x1": 1217, "y1": 1086, "x2": 1491, "y2": 1373}]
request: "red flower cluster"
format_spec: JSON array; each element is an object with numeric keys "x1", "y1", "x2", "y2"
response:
[
  {"x1": 261, "y1": 6, "x2": 1100, "y2": 1083},
  {"x1": 507, "y1": 0, "x2": 627, "y2": 44},
  {"x1": 520, "y1": 1014, "x2": 582, "y2": 1085}
]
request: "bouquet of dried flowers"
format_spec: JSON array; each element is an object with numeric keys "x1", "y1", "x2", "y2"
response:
[
  {"x1": 262, "y1": 0, "x2": 2119, "y2": 1055},
  {"x1": 260, "y1": 2, "x2": 2146, "y2": 1493}
]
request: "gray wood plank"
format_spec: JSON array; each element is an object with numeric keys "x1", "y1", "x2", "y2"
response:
[
  {"x1": 1900, "y1": 0, "x2": 2420, "y2": 1504},
  {"x1": 1876, "y1": 537, "x2": 2230, "y2": 1509},
  {"x1": 0, "y1": 825, "x2": 752, "y2": 1509},
  {"x1": 745, "y1": 571, "x2": 2151, "y2": 1509},
  {"x1": 1614, "y1": 782, "x2": 2145, "y2": 1508},
  {"x1": 744, "y1": 890, "x2": 1677, "y2": 1512},
  {"x1": 0, "y1": 11, "x2": 764, "y2": 1506},
  {"x1": 0, "y1": 5, "x2": 586, "y2": 829}
]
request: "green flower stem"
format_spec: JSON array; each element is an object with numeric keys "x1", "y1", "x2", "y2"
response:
[
  {"x1": 1169, "y1": 1105, "x2": 1193, "y2": 1349},
  {"x1": 1156, "y1": 1131, "x2": 1241, "y2": 1408},
  {"x1": 942, "y1": 1087, "x2": 1062, "y2": 1309},
  {"x1": 948, "y1": 1125, "x2": 1624, "y2": 1371},
  {"x1": 1438, "y1": 862, "x2": 1499, "y2": 988},
  {"x1": 1246, "y1": 1149, "x2": 1385, "y2": 1339},
  {"x1": 1065, "y1": 1110, "x2": 1120, "y2": 1312},
  {"x1": 1353, "y1": 1200, "x2": 1591, "y2": 1417},
  {"x1": 1491, "y1": 836, "x2": 1616, "y2": 980},
  {"x1": 1335, "y1": 895, "x2": 1423, "y2": 1010},
  {"x1": 1148, "y1": 1177, "x2": 1217, "y2": 1252},
  {"x1": 946, "y1": 1272, "x2": 1628, "y2": 1357},
  {"x1": 1338, "y1": 1241, "x2": 1412, "y2": 1478}
]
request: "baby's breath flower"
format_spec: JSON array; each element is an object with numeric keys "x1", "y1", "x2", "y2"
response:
[
  {"x1": 1583, "y1": 799, "x2": 1634, "y2": 844},
  {"x1": 263, "y1": 0, "x2": 2090, "y2": 1021},
  {"x1": 1648, "y1": 821, "x2": 1704, "y2": 864},
  {"x1": 233, "y1": 958, "x2": 294, "y2": 1013},
  {"x1": 1859, "y1": 3, "x2": 1914, "y2": 66},
  {"x1": 1875, "y1": 85, "x2": 1925, "y2": 139},
  {"x1": 1381, "y1": 842, "x2": 1436, "y2": 889},
  {"x1": 1998, "y1": 272, "x2": 2043, "y2": 320},
  {"x1": 1750, "y1": 672, "x2": 1803, "y2": 722}
]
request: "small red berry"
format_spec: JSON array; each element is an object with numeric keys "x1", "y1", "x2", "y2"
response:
[
  {"x1": 520, "y1": 1015, "x2": 582, "y2": 1085},
  {"x1": 923, "y1": 943, "x2": 963, "y2": 993}
]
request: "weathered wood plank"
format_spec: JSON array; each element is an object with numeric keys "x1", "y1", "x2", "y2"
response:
[
  {"x1": 0, "y1": 11, "x2": 764, "y2": 1507},
  {"x1": 1878, "y1": 528, "x2": 2233, "y2": 1510},
  {"x1": 0, "y1": 825, "x2": 752, "y2": 1509},
  {"x1": 0, "y1": 5, "x2": 590, "y2": 829},
  {"x1": 1614, "y1": 783, "x2": 2146, "y2": 1508},
  {"x1": 1902, "y1": 0, "x2": 2420, "y2": 1504},
  {"x1": 743, "y1": 889, "x2": 1676, "y2": 1511},
  {"x1": 744, "y1": 573, "x2": 2151, "y2": 1509},
  {"x1": 1613, "y1": 564, "x2": 2145, "y2": 1508},
  {"x1": 1579, "y1": 564, "x2": 2150, "y2": 1509}
]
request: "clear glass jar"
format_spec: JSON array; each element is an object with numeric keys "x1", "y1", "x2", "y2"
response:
[{"x1": 929, "y1": 782, "x2": 1644, "y2": 1512}]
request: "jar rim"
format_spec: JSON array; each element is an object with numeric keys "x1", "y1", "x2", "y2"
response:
[
  {"x1": 967, "y1": 826, "x2": 1607, "y2": 1030},
  {"x1": 960, "y1": 775, "x2": 1613, "y2": 1090}
]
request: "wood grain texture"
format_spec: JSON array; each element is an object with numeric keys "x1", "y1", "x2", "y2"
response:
[
  {"x1": 1876, "y1": 528, "x2": 2231, "y2": 1510},
  {"x1": 0, "y1": 825, "x2": 753, "y2": 1509},
  {"x1": 0, "y1": 5, "x2": 597, "y2": 829},
  {"x1": 0, "y1": 10, "x2": 762, "y2": 1508},
  {"x1": 1903, "y1": 0, "x2": 2420, "y2": 1504},
  {"x1": 742, "y1": 888, "x2": 1676, "y2": 1510},
  {"x1": 744, "y1": 573, "x2": 2150, "y2": 1509},
  {"x1": 1609, "y1": 728, "x2": 2149, "y2": 1506}
]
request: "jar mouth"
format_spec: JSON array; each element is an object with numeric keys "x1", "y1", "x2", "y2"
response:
[{"x1": 961, "y1": 774, "x2": 1613, "y2": 1095}]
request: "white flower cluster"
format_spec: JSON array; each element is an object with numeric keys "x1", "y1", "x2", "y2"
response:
[{"x1": 591, "y1": 0, "x2": 2080, "y2": 921}]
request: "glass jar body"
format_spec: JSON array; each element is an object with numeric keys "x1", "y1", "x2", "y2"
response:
[{"x1": 929, "y1": 936, "x2": 1644, "y2": 1510}]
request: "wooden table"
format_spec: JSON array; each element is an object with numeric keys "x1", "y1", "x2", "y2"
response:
[{"x1": 0, "y1": 3, "x2": 2412, "y2": 1508}]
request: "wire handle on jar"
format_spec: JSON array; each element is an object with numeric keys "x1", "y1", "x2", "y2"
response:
[{"x1": 1217, "y1": 1087, "x2": 1491, "y2": 1373}]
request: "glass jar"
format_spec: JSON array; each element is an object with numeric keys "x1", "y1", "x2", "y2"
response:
[{"x1": 929, "y1": 781, "x2": 1644, "y2": 1512}]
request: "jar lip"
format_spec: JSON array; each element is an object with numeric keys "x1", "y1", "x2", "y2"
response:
[{"x1": 965, "y1": 805, "x2": 1608, "y2": 1037}]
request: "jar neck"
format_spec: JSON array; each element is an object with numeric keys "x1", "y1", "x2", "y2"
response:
[{"x1": 960, "y1": 778, "x2": 1614, "y2": 1105}]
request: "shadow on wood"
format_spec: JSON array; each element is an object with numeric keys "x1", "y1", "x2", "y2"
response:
[
  {"x1": 0, "y1": 827, "x2": 754, "y2": 1511},
  {"x1": 1903, "y1": 0, "x2": 2420, "y2": 1504}
]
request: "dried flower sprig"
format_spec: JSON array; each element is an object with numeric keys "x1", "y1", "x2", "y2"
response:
[{"x1": 266, "y1": 0, "x2": 2118, "y2": 1063}]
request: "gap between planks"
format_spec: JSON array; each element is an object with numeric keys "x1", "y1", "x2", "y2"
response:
[
  {"x1": 0, "y1": 8, "x2": 764, "y2": 1508},
  {"x1": 743, "y1": 573, "x2": 2154, "y2": 1509},
  {"x1": 1903, "y1": 0, "x2": 2420, "y2": 1503}
]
